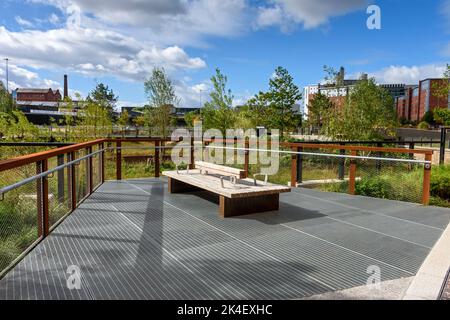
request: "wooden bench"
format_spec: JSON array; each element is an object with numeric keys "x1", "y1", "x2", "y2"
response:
[{"x1": 163, "y1": 162, "x2": 290, "y2": 217}]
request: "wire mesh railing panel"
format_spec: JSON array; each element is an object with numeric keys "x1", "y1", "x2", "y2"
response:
[
  {"x1": 75, "y1": 149, "x2": 88, "y2": 204},
  {"x1": 104, "y1": 142, "x2": 116, "y2": 181},
  {"x1": 120, "y1": 141, "x2": 157, "y2": 179},
  {"x1": 300, "y1": 149, "x2": 347, "y2": 184},
  {"x1": 0, "y1": 178, "x2": 39, "y2": 274},
  {"x1": 0, "y1": 163, "x2": 36, "y2": 189},
  {"x1": 91, "y1": 144, "x2": 101, "y2": 189},
  {"x1": 0, "y1": 146, "x2": 51, "y2": 161},
  {"x1": 353, "y1": 153, "x2": 424, "y2": 204},
  {"x1": 47, "y1": 156, "x2": 71, "y2": 229}
]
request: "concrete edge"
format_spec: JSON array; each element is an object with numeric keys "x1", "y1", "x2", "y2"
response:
[{"x1": 402, "y1": 221, "x2": 450, "y2": 300}]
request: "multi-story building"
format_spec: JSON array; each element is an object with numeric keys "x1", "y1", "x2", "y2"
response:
[
  {"x1": 395, "y1": 78, "x2": 450, "y2": 122},
  {"x1": 303, "y1": 68, "x2": 411, "y2": 118}
]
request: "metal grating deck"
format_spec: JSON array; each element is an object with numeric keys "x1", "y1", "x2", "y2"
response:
[{"x1": 1, "y1": 178, "x2": 449, "y2": 300}]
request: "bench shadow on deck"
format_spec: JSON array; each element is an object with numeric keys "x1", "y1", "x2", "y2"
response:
[{"x1": 1, "y1": 178, "x2": 450, "y2": 300}]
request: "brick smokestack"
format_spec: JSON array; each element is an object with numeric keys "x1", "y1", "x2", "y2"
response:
[{"x1": 64, "y1": 74, "x2": 68, "y2": 99}]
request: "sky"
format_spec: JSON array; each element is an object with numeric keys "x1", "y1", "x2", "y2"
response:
[{"x1": 0, "y1": 0, "x2": 449, "y2": 109}]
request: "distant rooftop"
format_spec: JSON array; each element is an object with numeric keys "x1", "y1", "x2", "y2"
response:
[{"x1": 15, "y1": 88, "x2": 59, "y2": 93}]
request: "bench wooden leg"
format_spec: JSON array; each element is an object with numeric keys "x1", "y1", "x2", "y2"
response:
[
  {"x1": 168, "y1": 177, "x2": 202, "y2": 193},
  {"x1": 219, "y1": 194, "x2": 279, "y2": 218}
]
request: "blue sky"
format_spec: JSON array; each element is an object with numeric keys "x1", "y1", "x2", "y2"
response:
[{"x1": 0, "y1": 0, "x2": 449, "y2": 108}]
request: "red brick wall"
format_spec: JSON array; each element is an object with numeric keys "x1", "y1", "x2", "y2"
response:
[
  {"x1": 17, "y1": 90, "x2": 61, "y2": 102},
  {"x1": 418, "y1": 89, "x2": 427, "y2": 121}
]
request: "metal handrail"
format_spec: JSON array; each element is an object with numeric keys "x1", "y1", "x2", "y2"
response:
[
  {"x1": 0, "y1": 148, "x2": 106, "y2": 197},
  {"x1": 0, "y1": 143, "x2": 432, "y2": 198},
  {"x1": 203, "y1": 145, "x2": 432, "y2": 164}
]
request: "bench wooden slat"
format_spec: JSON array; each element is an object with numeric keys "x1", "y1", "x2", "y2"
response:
[
  {"x1": 162, "y1": 169, "x2": 290, "y2": 199},
  {"x1": 195, "y1": 161, "x2": 245, "y2": 179}
]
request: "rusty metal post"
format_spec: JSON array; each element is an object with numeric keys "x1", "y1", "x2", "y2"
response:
[
  {"x1": 338, "y1": 143, "x2": 345, "y2": 180},
  {"x1": 348, "y1": 150, "x2": 357, "y2": 195},
  {"x1": 100, "y1": 142, "x2": 105, "y2": 183},
  {"x1": 189, "y1": 137, "x2": 195, "y2": 169},
  {"x1": 37, "y1": 159, "x2": 49, "y2": 237},
  {"x1": 116, "y1": 141, "x2": 122, "y2": 180},
  {"x1": 422, "y1": 153, "x2": 432, "y2": 205},
  {"x1": 87, "y1": 146, "x2": 93, "y2": 194},
  {"x1": 290, "y1": 146, "x2": 297, "y2": 187},
  {"x1": 69, "y1": 152, "x2": 76, "y2": 211},
  {"x1": 56, "y1": 154, "x2": 65, "y2": 203},
  {"x1": 296, "y1": 146, "x2": 303, "y2": 183},
  {"x1": 244, "y1": 138, "x2": 249, "y2": 178},
  {"x1": 155, "y1": 140, "x2": 160, "y2": 178}
]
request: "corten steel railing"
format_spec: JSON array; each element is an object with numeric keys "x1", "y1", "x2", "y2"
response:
[{"x1": 0, "y1": 137, "x2": 434, "y2": 277}]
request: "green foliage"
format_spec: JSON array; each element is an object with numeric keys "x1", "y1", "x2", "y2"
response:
[
  {"x1": 417, "y1": 121, "x2": 429, "y2": 129},
  {"x1": 87, "y1": 83, "x2": 118, "y2": 120},
  {"x1": 144, "y1": 67, "x2": 180, "y2": 108},
  {"x1": 143, "y1": 67, "x2": 179, "y2": 137},
  {"x1": 430, "y1": 165, "x2": 450, "y2": 200},
  {"x1": 434, "y1": 108, "x2": 450, "y2": 125},
  {"x1": 324, "y1": 77, "x2": 397, "y2": 140},
  {"x1": 201, "y1": 68, "x2": 236, "y2": 134},
  {"x1": 184, "y1": 110, "x2": 201, "y2": 128},
  {"x1": 355, "y1": 176, "x2": 391, "y2": 198},
  {"x1": 265, "y1": 66, "x2": 302, "y2": 137},
  {"x1": 244, "y1": 66, "x2": 302, "y2": 137},
  {"x1": 78, "y1": 100, "x2": 113, "y2": 139},
  {"x1": 307, "y1": 92, "x2": 334, "y2": 128},
  {"x1": 432, "y1": 64, "x2": 450, "y2": 100},
  {"x1": 421, "y1": 110, "x2": 435, "y2": 124},
  {"x1": 0, "y1": 81, "x2": 14, "y2": 113}
]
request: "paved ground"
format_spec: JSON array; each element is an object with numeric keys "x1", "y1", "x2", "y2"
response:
[
  {"x1": 1, "y1": 178, "x2": 449, "y2": 300},
  {"x1": 440, "y1": 270, "x2": 450, "y2": 300}
]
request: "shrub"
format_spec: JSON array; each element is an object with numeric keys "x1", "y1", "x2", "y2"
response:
[
  {"x1": 430, "y1": 165, "x2": 450, "y2": 200},
  {"x1": 417, "y1": 121, "x2": 429, "y2": 129},
  {"x1": 355, "y1": 176, "x2": 391, "y2": 199}
]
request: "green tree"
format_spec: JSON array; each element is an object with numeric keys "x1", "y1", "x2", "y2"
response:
[
  {"x1": 245, "y1": 91, "x2": 272, "y2": 128},
  {"x1": 144, "y1": 67, "x2": 179, "y2": 137},
  {"x1": 0, "y1": 81, "x2": 14, "y2": 113},
  {"x1": 265, "y1": 66, "x2": 302, "y2": 138},
  {"x1": 307, "y1": 92, "x2": 334, "y2": 129},
  {"x1": 184, "y1": 109, "x2": 201, "y2": 128},
  {"x1": 434, "y1": 108, "x2": 450, "y2": 125},
  {"x1": 201, "y1": 68, "x2": 236, "y2": 134},
  {"x1": 117, "y1": 109, "x2": 130, "y2": 137},
  {"x1": 325, "y1": 77, "x2": 397, "y2": 140},
  {"x1": 87, "y1": 83, "x2": 118, "y2": 120},
  {"x1": 78, "y1": 100, "x2": 112, "y2": 139},
  {"x1": 8, "y1": 110, "x2": 40, "y2": 140}
]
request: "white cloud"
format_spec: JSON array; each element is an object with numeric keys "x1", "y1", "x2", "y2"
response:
[
  {"x1": 0, "y1": 26, "x2": 206, "y2": 82},
  {"x1": 255, "y1": 0, "x2": 366, "y2": 31},
  {"x1": 356, "y1": 64, "x2": 447, "y2": 84},
  {"x1": 174, "y1": 79, "x2": 211, "y2": 107},
  {"x1": 48, "y1": 13, "x2": 60, "y2": 24},
  {"x1": 0, "y1": 64, "x2": 60, "y2": 90},
  {"x1": 30, "y1": 0, "x2": 250, "y2": 46},
  {"x1": 15, "y1": 16, "x2": 35, "y2": 28}
]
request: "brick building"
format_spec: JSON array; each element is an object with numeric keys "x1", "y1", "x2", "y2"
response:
[
  {"x1": 395, "y1": 78, "x2": 450, "y2": 123},
  {"x1": 15, "y1": 88, "x2": 62, "y2": 102}
]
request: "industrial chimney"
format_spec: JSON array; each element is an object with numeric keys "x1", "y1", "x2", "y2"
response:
[{"x1": 63, "y1": 74, "x2": 68, "y2": 99}]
